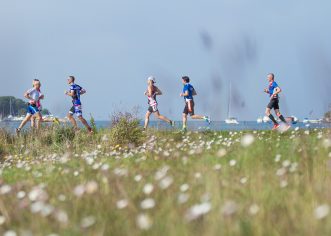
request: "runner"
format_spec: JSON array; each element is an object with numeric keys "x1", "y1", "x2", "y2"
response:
[
  {"x1": 65, "y1": 76, "x2": 93, "y2": 133},
  {"x1": 144, "y1": 76, "x2": 175, "y2": 130},
  {"x1": 264, "y1": 73, "x2": 291, "y2": 131},
  {"x1": 16, "y1": 79, "x2": 43, "y2": 134},
  {"x1": 30, "y1": 80, "x2": 60, "y2": 128},
  {"x1": 180, "y1": 76, "x2": 211, "y2": 131}
]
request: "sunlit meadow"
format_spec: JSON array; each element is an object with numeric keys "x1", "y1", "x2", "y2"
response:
[{"x1": 0, "y1": 121, "x2": 330, "y2": 235}]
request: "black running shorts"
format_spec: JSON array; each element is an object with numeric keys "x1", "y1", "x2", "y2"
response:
[
  {"x1": 267, "y1": 98, "x2": 280, "y2": 110},
  {"x1": 183, "y1": 100, "x2": 195, "y2": 116}
]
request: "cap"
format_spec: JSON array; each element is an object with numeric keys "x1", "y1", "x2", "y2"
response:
[{"x1": 147, "y1": 76, "x2": 156, "y2": 83}]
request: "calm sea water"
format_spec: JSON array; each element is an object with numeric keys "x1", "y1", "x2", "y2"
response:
[{"x1": 0, "y1": 120, "x2": 330, "y2": 133}]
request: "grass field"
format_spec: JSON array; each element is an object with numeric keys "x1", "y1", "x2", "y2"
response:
[{"x1": 0, "y1": 123, "x2": 330, "y2": 235}]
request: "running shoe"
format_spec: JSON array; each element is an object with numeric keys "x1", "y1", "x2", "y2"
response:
[
  {"x1": 283, "y1": 124, "x2": 291, "y2": 132},
  {"x1": 204, "y1": 116, "x2": 211, "y2": 124},
  {"x1": 53, "y1": 117, "x2": 60, "y2": 125},
  {"x1": 16, "y1": 128, "x2": 21, "y2": 136},
  {"x1": 272, "y1": 124, "x2": 280, "y2": 130},
  {"x1": 170, "y1": 120, "x2": 175, "y2": 127},
  {"x1": 181, "y1": 127, "x2": 187, "y2": 132}
]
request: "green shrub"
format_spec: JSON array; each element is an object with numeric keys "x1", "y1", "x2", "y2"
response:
[
  {"x1": 54, "y1": 127, "x2": 75, "y2": 144},
  {"x1": 109, "y1": 112, "x2": 144, "y2": 147}
]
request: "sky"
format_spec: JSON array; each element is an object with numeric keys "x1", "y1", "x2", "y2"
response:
[{"x1": 0, "y1": 0, "x2": 330, "y2": 121}]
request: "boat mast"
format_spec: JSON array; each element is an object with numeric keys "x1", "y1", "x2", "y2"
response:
[{"x1": 227, "y1": 80, "x2": 231, "y2": 118}]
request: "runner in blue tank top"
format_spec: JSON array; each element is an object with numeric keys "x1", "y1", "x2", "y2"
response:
[
  {"x1": 180, "y1": 76, "x2": 211, "y2": 131},
  {"x1": 65, "y1": 76, "x2": 93, "y2": 133},
  {"x1": 264, "y1": 73, "x2": 290, "y2": 131}
]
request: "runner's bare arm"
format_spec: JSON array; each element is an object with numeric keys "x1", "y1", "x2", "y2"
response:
[
  {"x1": 155, "y1": 87, "x2": 162, "y2": 95},
  {"x1": 80, "y1": 89, "x2": 86, "y2": 95}
]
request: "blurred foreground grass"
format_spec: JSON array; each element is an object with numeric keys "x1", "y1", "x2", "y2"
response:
[{"x1": 0, "y1": 125, "x2": 330, "y2": 236}]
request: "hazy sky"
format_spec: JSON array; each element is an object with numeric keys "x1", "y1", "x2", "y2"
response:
[{"x1": 0, "y1": 0, "x2": 330, "y2": 120}]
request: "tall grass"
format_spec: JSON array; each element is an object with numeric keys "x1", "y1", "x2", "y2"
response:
[{"x1": 0, "y1": 127, "x2": 330, "y2": 235}]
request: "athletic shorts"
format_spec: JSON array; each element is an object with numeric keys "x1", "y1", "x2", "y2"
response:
[
  {"x1": 183, "y1": 100, "x2": 195, "y2": 116},
  {"x1": 267, "y1": 98, "x2": 280, "y2": 110},
  {"x1": 148, "y1": 103, "x2": 158, "y2": 113},
  {"x1": 27, "y1": 104, "x2": 40, "y2": 115},
  {"x1": 69, "y1": 105, "x2": 83, "y2": 117}
]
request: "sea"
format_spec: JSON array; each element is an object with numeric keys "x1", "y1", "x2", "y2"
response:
[{"x1": 0, "y1": 120, "x2": 330, "y2": 133}]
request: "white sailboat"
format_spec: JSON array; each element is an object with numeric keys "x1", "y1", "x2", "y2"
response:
[{"x1": 225, "y1": 81, "x2": 239, "y2": 124}]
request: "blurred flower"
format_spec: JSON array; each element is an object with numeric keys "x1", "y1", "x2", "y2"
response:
[
  {"x1": 323, "y1": 139, "x2": 331, "y2": 148},
  {"x1": 85, "y1": 181, "x2": 98, "y2": 194},
  {"x1": 314, "y1": 204, "x2": 330, "y2": 220},
  {"x1": 136, "y1": 214, "x2": 152, "y2": 230},
  {"x1": 55, "y1": 210, "x2": 69, "y2": 224},
  {"x1": 213, "y1": 164, "x2": 222, "y2": 171},
  {"x1": 159, "y1": 176, "x2": 173, "y2": 190},
  {"x1": 249, "y1": 204, "x2": 260, "y2": 215},
  {"x1": 177, "y1": 193, "x2": 190, "y2": 204},
  {"x1": 0, "y1": 215, "x2": 6, "y2": 225},
  {"x1": 221, "y1": 201, "x2": 237, "y2": 217},
  {"x1": 275, "y1": 154, "x2": 281, "y2": 162},
  {"x1": 116, "y1": 199, "x2": 128, "y2": 209},
  {"x1": 4, "y1": 230, "x2": 17, "y2": 236},
  {"x1": 154, "y1": 166, "x2": 170, "y2": 180},
  {"x1": 185, "y1": 202, "x2": 211, "y2": 221},
  {"x1": 229, "y1": 160, "x2": 237, "y2": 167},
  {"x1": 134, "y1": 175, "x2": 142, "y2": 182},
  {"x1": 143, "y1": 184, "x2": 154, "y2": 195},
  {"x1": 73, "y1": 185, "x2": 85, "y2": 197},
  {"x1": 241, "y1": 134, "x2": 255, "y2": 147},
  {"x1": 280, "y1": 180, "x2": 288, "y2": 188},
  {"x1": 240, "y1": 177, "x2": 248, "y2": 184},
  {"x1": 0, "y1": 185, "x2": 12, "y2": 195},
  {"x1": 217, "y1": 148, "x2": 227, "y2": 157},
  {"x1": 282, "y1": 160, "x2": 291, "y2": 168},
  {"x1": 180, "y1": 184, "x2": 189, "y2": 192},
  {"x1": 194, "y1": 172, "x2": 202, "y2": 179},
  {"x1": 140, "y1": 198, "x2": 155, "y2": 209},
  {"x1": 17, "y1": 191, "x2": 26, "y2": 199},
  {"x1": 276, "y1": 168, "x2": 286, "y2": 176},
  {"x1": 80, "y1": 216, "x2": 96, "y2": 228}
]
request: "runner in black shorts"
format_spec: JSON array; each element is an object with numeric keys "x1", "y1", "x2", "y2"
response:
[
  {"x1": 264, "y1": 73, "x2": 290, "y2": 131},
  {"x1": 143, "y1": 76, "x2": 175, "y2": 130},
  {"x1": 180, "y1": 76, "x2": 211, "y2": 131}
]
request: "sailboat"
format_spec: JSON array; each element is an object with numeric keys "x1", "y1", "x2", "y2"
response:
[
  {"x1": 225, "y1": 81, "x2": 239, "y2": 124},
  {"x1": 3, "y1": 98, "x2": 14, "y2": 122}
]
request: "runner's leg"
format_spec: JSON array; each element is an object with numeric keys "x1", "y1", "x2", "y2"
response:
[
  {"x1": 144, "y1": 111, "x2": 152, "y2": 129},
  {"x1": 265, "y1": 107, "x2": 278, "y2": 125},
  {"x1": 78, "y1": 115, "x2": 92, "y2": 131},
  {"x1": 67, "y1": 113, "x2": 78, "y2": 129},
  {"x1": 182, "y1": 113, "x2": 188, "y2": 129},
  {"x1": 35, "y1": 112, "x2": 42, "y2": 129},
  {"x1": 275, "y1": 109, "x2": 287, "y2": 124},
  {"x1": 18, "y1": 114, "x2": 33, "y2": 130},
  {"x1": 154, "y1": 111, "x2": 171, "y2": 124}
]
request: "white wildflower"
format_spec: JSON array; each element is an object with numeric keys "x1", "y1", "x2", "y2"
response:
[
  {"x1": 217, "y1": 148, "x2": 227, "y2": 157},
  {"x1": 229, "y1": 160, "x2": 237, "y2": 167},
  {"x1": 180, "y1": 184, "x2": 189, "y2": 192},
  {"x1": 136, "y1": 214, "x2": 152, "y2": 230},
  {"x1": 116, "y1": 199, "x2": 128, "y2": 209},
  {"x1": 314, "y1": 204, "x2": 330, "y2": 220},
  {"x1": 73, "y1": 185, "x2": 85, "y2": 197},
  {"x1": 80, "y1": 216, "x2": 96, "y2": 228},
  {"x1": 0, "y1": 215, "x2": 6, "y2": 225},
  {"x1": 143, "y1": 184, "x2": 154, "y2": 195},
  {"x1": 85, "y1": 181, "x2": 98, "y2": 194},
  {"x1": 140, "y1": 198, "x2": 156, "y2": 209},
  {"x1": 185, "y1": 202, "x2": 211, "y2": 221},
  {"x1": 177, "y1": 193, "x2": 189, "y2": 204},
  {"x1": 159, "y1": 176, "x2": 173, "y2": 190},
  {"x1": 241, "y1": 134, "x2": 255, "y2": 147},
  {"x1": 249, "y1": 204, "x2": 260, "y2": 215},
  {"x1": 221, "y1": 201, "x2": 237, "y2": 217}
]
